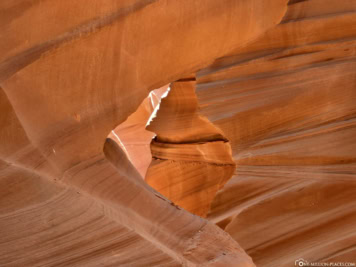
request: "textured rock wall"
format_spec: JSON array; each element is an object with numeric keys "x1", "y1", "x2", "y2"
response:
[
  {"x1": 0, "y1": 0, "x2": 355, "y2": 266},
  {"x1": 197, "y1": 1, "x2": 356, "y2": 266}
]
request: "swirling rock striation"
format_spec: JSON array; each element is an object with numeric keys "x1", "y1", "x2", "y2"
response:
[
  {"x1": 197, "y1": 0, "x2": 356, "y2": 266},
  {"x1": 1, "y1": 0, "x2": 355, "y2": 266},
  {"x1": 0, "y1": 0, "x2": 289, "y2": 266}
]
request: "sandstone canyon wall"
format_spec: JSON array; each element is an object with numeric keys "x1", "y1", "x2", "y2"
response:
[{"x1": 0, "y1": 0, "x2": 355, "y2": 266}]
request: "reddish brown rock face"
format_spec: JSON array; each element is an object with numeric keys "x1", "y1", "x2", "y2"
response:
[
  {"x1": 145, "y1": 78, "x2": 236, "y2": 217},
  {"x1": 0, "y1": 0, "x2": 355, "y2": 266}
]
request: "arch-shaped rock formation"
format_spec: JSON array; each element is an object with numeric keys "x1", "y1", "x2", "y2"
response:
[{"x1": 1, "y1": 0, "x2": 356, "y2": 266}]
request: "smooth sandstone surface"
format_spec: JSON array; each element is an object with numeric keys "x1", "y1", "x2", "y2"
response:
[
  {"x1": 146, "y1": 78, "x2": 236, "y2": 217},
  {"x1": 1, "y1": 0, "x2": 355, "y2": 266},
  {"x1": 197, "y1": 1, "x2": 356, "y2": 266}
]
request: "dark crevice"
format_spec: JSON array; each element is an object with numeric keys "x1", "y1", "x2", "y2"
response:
[{"x1": 287, "y1": 0, "x2": 308, "y2": 5}]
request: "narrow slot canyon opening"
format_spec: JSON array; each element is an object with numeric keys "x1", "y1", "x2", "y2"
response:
[
  {"x1": 107, "y1": 76, "x2": 236, "y2": 218},
  {"x1": 107, "y1": 85, "x2": 169, "y2": 178}
]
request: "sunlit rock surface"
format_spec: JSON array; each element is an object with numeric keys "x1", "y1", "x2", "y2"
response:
[
  {"x1": 0, "y1": 0, "x2": 355, "y2": 266},
  {"x1": 109, "y1": 86, "x2": 168, "y2": 178}
]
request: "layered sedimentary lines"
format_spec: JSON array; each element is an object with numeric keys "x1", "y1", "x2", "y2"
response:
[
  {"x1": 146, "y1": 78, "x2": 236, "y2": 217},
  {"x1": 196, "y1": 1, "x2": 356, "y2": 266},
  {"x1": 0, "y1": 82, "x2": 254, "y2": 267},
  {"x1": 0, "y1": 163, "x2": 180, "y2": 267},
  {"x1": 2, "y1": 0, "x2": 292, "y2": 265},
  {"x1": 0, "y1": 0, "x2": 355, "y2": 266}
]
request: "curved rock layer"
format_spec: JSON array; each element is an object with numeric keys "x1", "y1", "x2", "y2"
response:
[
  {"x1": 195, "y1": 0, "x2": 356, "y2": 266},
  {"x1": 146, "y1": 78, "x2": 236, "y2": 217},
  {"x1": 1, "y1": 0, "x2": 355, "y2": 266},
  {"x1": 0, "y1": 84, "x2": 253, "y2": 266},
  {"x1": 0, "y1": 162, "x2": 181, "y2": 267},
  {"x1": 0, "y1": 0, "x2": 290, "y2": 266}
]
